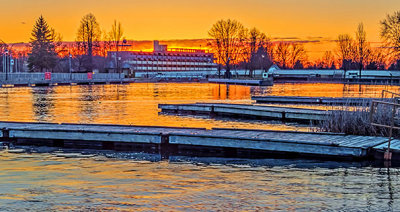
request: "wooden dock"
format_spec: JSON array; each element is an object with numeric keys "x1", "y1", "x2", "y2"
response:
[
  {"x1": 208, "y1": 78, "x2": 273, "y2": 86},
  {"x1": 159, "y1": 103, "x2": 329, "y2": 122},
  {"x1": 0, "y1": 121, "x2": 397, "y2": 160},
  {"x1": 252, "y1": 96, "x2": 391, "y2": 105}
]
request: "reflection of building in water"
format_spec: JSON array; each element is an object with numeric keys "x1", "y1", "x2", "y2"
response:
[
  {"x1": 106, "y1": 41, "x2": 218, "y2": 77},
  {"x1": 213, "y1": 84, "x2": 251, "y2": 100}
]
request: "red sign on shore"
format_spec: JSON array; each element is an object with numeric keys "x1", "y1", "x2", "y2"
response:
[
  {"x1": 87, "y1": 72, "x2": 93, "y2": 80},
  {"x1": 44, "y1": 72, "x2": 51, "y2": 80}
]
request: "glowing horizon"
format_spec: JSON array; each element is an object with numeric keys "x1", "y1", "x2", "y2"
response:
[{"x1": 1, "y1": 0, "x2": 400, "y2": 60}]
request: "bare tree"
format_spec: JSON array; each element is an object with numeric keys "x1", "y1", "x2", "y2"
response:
[
  {"x1": 274, "y1": 42, "x2": 291, "y2": 69},
  {"x1": 110, "y1": 20, "x2": 124, "y2": 52},
  {"x1": 245, "y1": 27, "x2": 271, "y2": 77},
  {"x1": 290, "y1": 43, "x2": 306, "y2": 69},
  {"x1": 274, "y1": 42, "x2": 307, "y2": 69},
  {"x1": 365, "y1": 47, "x2": 387, "y2": 70},
  {"x1": 355, "y1": 23, "x2": 368, "y2": 78},
  {"x1": 337, "y1": 34, "x2": 355, "y2": 71},
  {"x1": 76, "y1": 13, "x2": 101, "y2": 72},
  {"x1": 0, "y1": 39, "x2": 7, "y2": 72},
  {"x1": 381, "y1": 11, "x2": 400, "y2": 61},
  {"x1": 109, "y1": 20, "x2": 124, "y2": 74},
  {"x1": 323, "y1": 51, "x2": 336, "y2": 69},
  {"x1": 208, "y1": 19, "x2": 246, "y2": 78}
]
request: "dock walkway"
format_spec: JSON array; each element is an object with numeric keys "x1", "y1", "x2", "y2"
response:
[
  {"x1": 208, "y1": 78, "x2": 273, "y2": 86},
  {"x1": 159, "y1": 103, "x2": 329, "y2": 122},
  {"x1": 0, "y1": 121, "x2": 397, "y2": 160},
  {"x1": 252, "y1": 96, "x2": 391, "y2": 105}
]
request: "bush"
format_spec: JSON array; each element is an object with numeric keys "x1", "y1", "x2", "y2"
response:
[{"x1": 316, "y1": 101, "x2": 397, "y2": 137}]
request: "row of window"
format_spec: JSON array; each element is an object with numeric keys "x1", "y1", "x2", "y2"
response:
[
  {"x1": 132, "y1": 67, "x2": 218, "y2": 71},
  {"x1": 126, "y1": 61, "x2": 217, "y2": 66},
  {"x1": 122, "y1": 56, "x2": 213, "y2": 62}
]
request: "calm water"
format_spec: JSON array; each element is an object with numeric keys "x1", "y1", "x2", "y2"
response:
[{"x1": 1, "y1": 82, "x2": 400, "y2": 211}]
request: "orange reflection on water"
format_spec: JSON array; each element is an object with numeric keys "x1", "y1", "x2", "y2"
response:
[
  {"x1": 0, "y1": 83, "x2": 303, "y2": 131},
  {"x1": 0, "y1": 151, "x2": 398, "y2": 211},
  {"x1": 257, "y1": 83, "x2": 400, "y2": 98},
  {"x1": 1, "y1": 83, "x2": 399, "y2": 131}
]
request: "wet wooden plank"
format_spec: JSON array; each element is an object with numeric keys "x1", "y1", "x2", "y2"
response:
[
  {"x1": 252, "y1": 96, "x2": 390, "y2": 105},
  {"x1": 159, "y1": 103, "x2": 329, "y2": 122},
  {"x1": 0, "y1": 121, "x2": 395, "y2": 159},
  {"x1": 373, "y1": 139, "x2": 400, "y2": 151},
  {"x1": 208, "y1": 78, "x2": 273, "y2": 86}
]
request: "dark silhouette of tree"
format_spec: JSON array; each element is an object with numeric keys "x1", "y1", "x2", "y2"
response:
[
  {"x1": 27, "y1": 15, "x2": 58, "y2": 72},
  {"x1": 365, "y1": 47, "x2": 386, "y2": 70},
  {"x1": 245, "y1": 28, "x2": 272, "y2": 77},
  {"x1": 314, "y1": 51, "x2": 336, "y2": 69},
  {"x1": 0, "y1": 39, "x2": 7, "y2": 72},
  {"x1": 290, "y1": 43, "x2": 306, "y2": 68},
  {"x1": 76, "y1": 13, "x2": 101, "y2": 72},
  {"x1": 109, "y1": 20, "x2": 124, "y2": 74},
  {"x1": 323, "y1": 51, "x2": 335, "y2": 69},
  {"x1": 293, "y1": 60, "x2": 304, "y2": 69},
  {"x1": 336, "y1": 34, "x2": 357, "y2": 73},
  {"x1": 381, "y1": 11, "x2": 400, "y2": 60},
  {"x1": 110, "y1": 20, "x2": 124, "y2": 52},
  {"x1": 208, "y1": 19, "x2": 246, "y2": 78},
  {"x1": 274, "y1": 42, "x2": 290, "y2": 69},
  {"x1": 274, "y1": 42, "x2": 306, "y2": 69},
  {"x1": 355, "y1": 23, "x2": 369, "y2": 78}
]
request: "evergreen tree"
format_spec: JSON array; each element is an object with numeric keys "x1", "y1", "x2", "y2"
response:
[{"x1": 28, "y1": 15, "x2": 58, "y2": 72}]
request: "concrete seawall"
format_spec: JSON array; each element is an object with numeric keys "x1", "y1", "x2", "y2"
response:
[{"x1": 0, "y1": 73, "x2": 130, "y2": 87}]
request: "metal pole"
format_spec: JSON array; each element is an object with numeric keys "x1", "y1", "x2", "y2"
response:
[
  {"x1": 69, "y1": 53, "x2": 72, "y2": 81},
  {"x1": 5, "y1": 51, "x2": 8, "y2": 81},
  {"x1": 2, "y1": 54, "x2": 4, "y2": 74}
]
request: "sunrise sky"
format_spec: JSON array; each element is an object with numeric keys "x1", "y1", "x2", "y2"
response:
[{"x1": 1, "y1": 0, "x2": 400, "y2": 59}]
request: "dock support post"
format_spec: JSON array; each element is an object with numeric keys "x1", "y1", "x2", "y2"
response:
[
  {"x1": 2, "y1": 128, "x2": 9, "y2": 139},
  {"x1": 210, "y1": 105, "x2": 216, "y2": 117},
  {"x1": 159, "y1": 134, "x2": 171, "y2": 159}
]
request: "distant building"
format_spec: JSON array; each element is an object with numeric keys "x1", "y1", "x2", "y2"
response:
[{"x1": 107, "y1": 41, "x2": 218, "y2": 78}]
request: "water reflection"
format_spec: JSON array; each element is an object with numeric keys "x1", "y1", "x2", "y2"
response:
[
  {"x1": 0, "y1": 148, "x2": 398, "y2": 211},
  {"x1": 31, "y1": 87, "x2": 55, "y2": 122},
  {"x1": 0, "y1": 83, "x2": 295, "y2": 130},
  {"x1": 1, "y1": 83, "x2": 400, "y2": 130}
]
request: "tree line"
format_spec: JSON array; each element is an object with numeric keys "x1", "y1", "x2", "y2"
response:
[
  {"x1": 208, "y1": 19, "x2": 307, "y2": 77},
  {"x1": 208, "y1": 11, "x2": 400, "y2": 76},
  {"x1": 0, "y1": 13, "x2": 125, "y2": 73},
  {"x1": 2, "y1": 12, "x2": 400, "y2": 73}
]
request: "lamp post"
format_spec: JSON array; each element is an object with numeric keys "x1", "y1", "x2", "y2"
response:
[
  {"x1": 69, "y1": 53, "x2": 72, "y2": 81},
  {"x1": 261, "y1": 54, "x2": 265, "y2": 79},
  {"x1": 4, "y1": 50, "x2": 9, "y2": 81},
  {"x1": 118, "y1": 56, "x2": 121, "y2": 79}
]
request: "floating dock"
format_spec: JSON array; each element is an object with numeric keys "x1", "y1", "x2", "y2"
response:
[
  {"x1": 208, "y1": 78, "x2": 273, "y2": 86},
  {"x1": 159, "y1": 103, "x2": 329, "y2": 123},
  {"x1": 0, "y1": 121, "x2": 398, "y2": 161},
  {"x1": 252, "y1": 96, "x2": 391, "y2": 105}
]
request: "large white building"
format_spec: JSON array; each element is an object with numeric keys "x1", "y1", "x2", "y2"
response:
[{"x1": 107, "y1": 41, "x2": 218, "y2": 78}]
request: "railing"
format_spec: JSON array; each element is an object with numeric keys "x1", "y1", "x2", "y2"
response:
[
  {"x1": 382, "y1": 90, "x2": 400, "y2": 101},
  {"x1": 370, "y1": 91, "x2": 400, "y2": 160},
  {"x1": 0, "y1": 73, "x2": 125, "y2": 85}
]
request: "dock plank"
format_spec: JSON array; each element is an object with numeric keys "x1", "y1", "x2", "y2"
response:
[
  {"x1": 0, "y1": 121, "x2": 398, "y2": 159},
  {"x1": 159, "y1": 103, "x2": 330, "y2": 122},
  {"x1": 252, "y1": 96, "x2": 391, "y2": 105}
]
